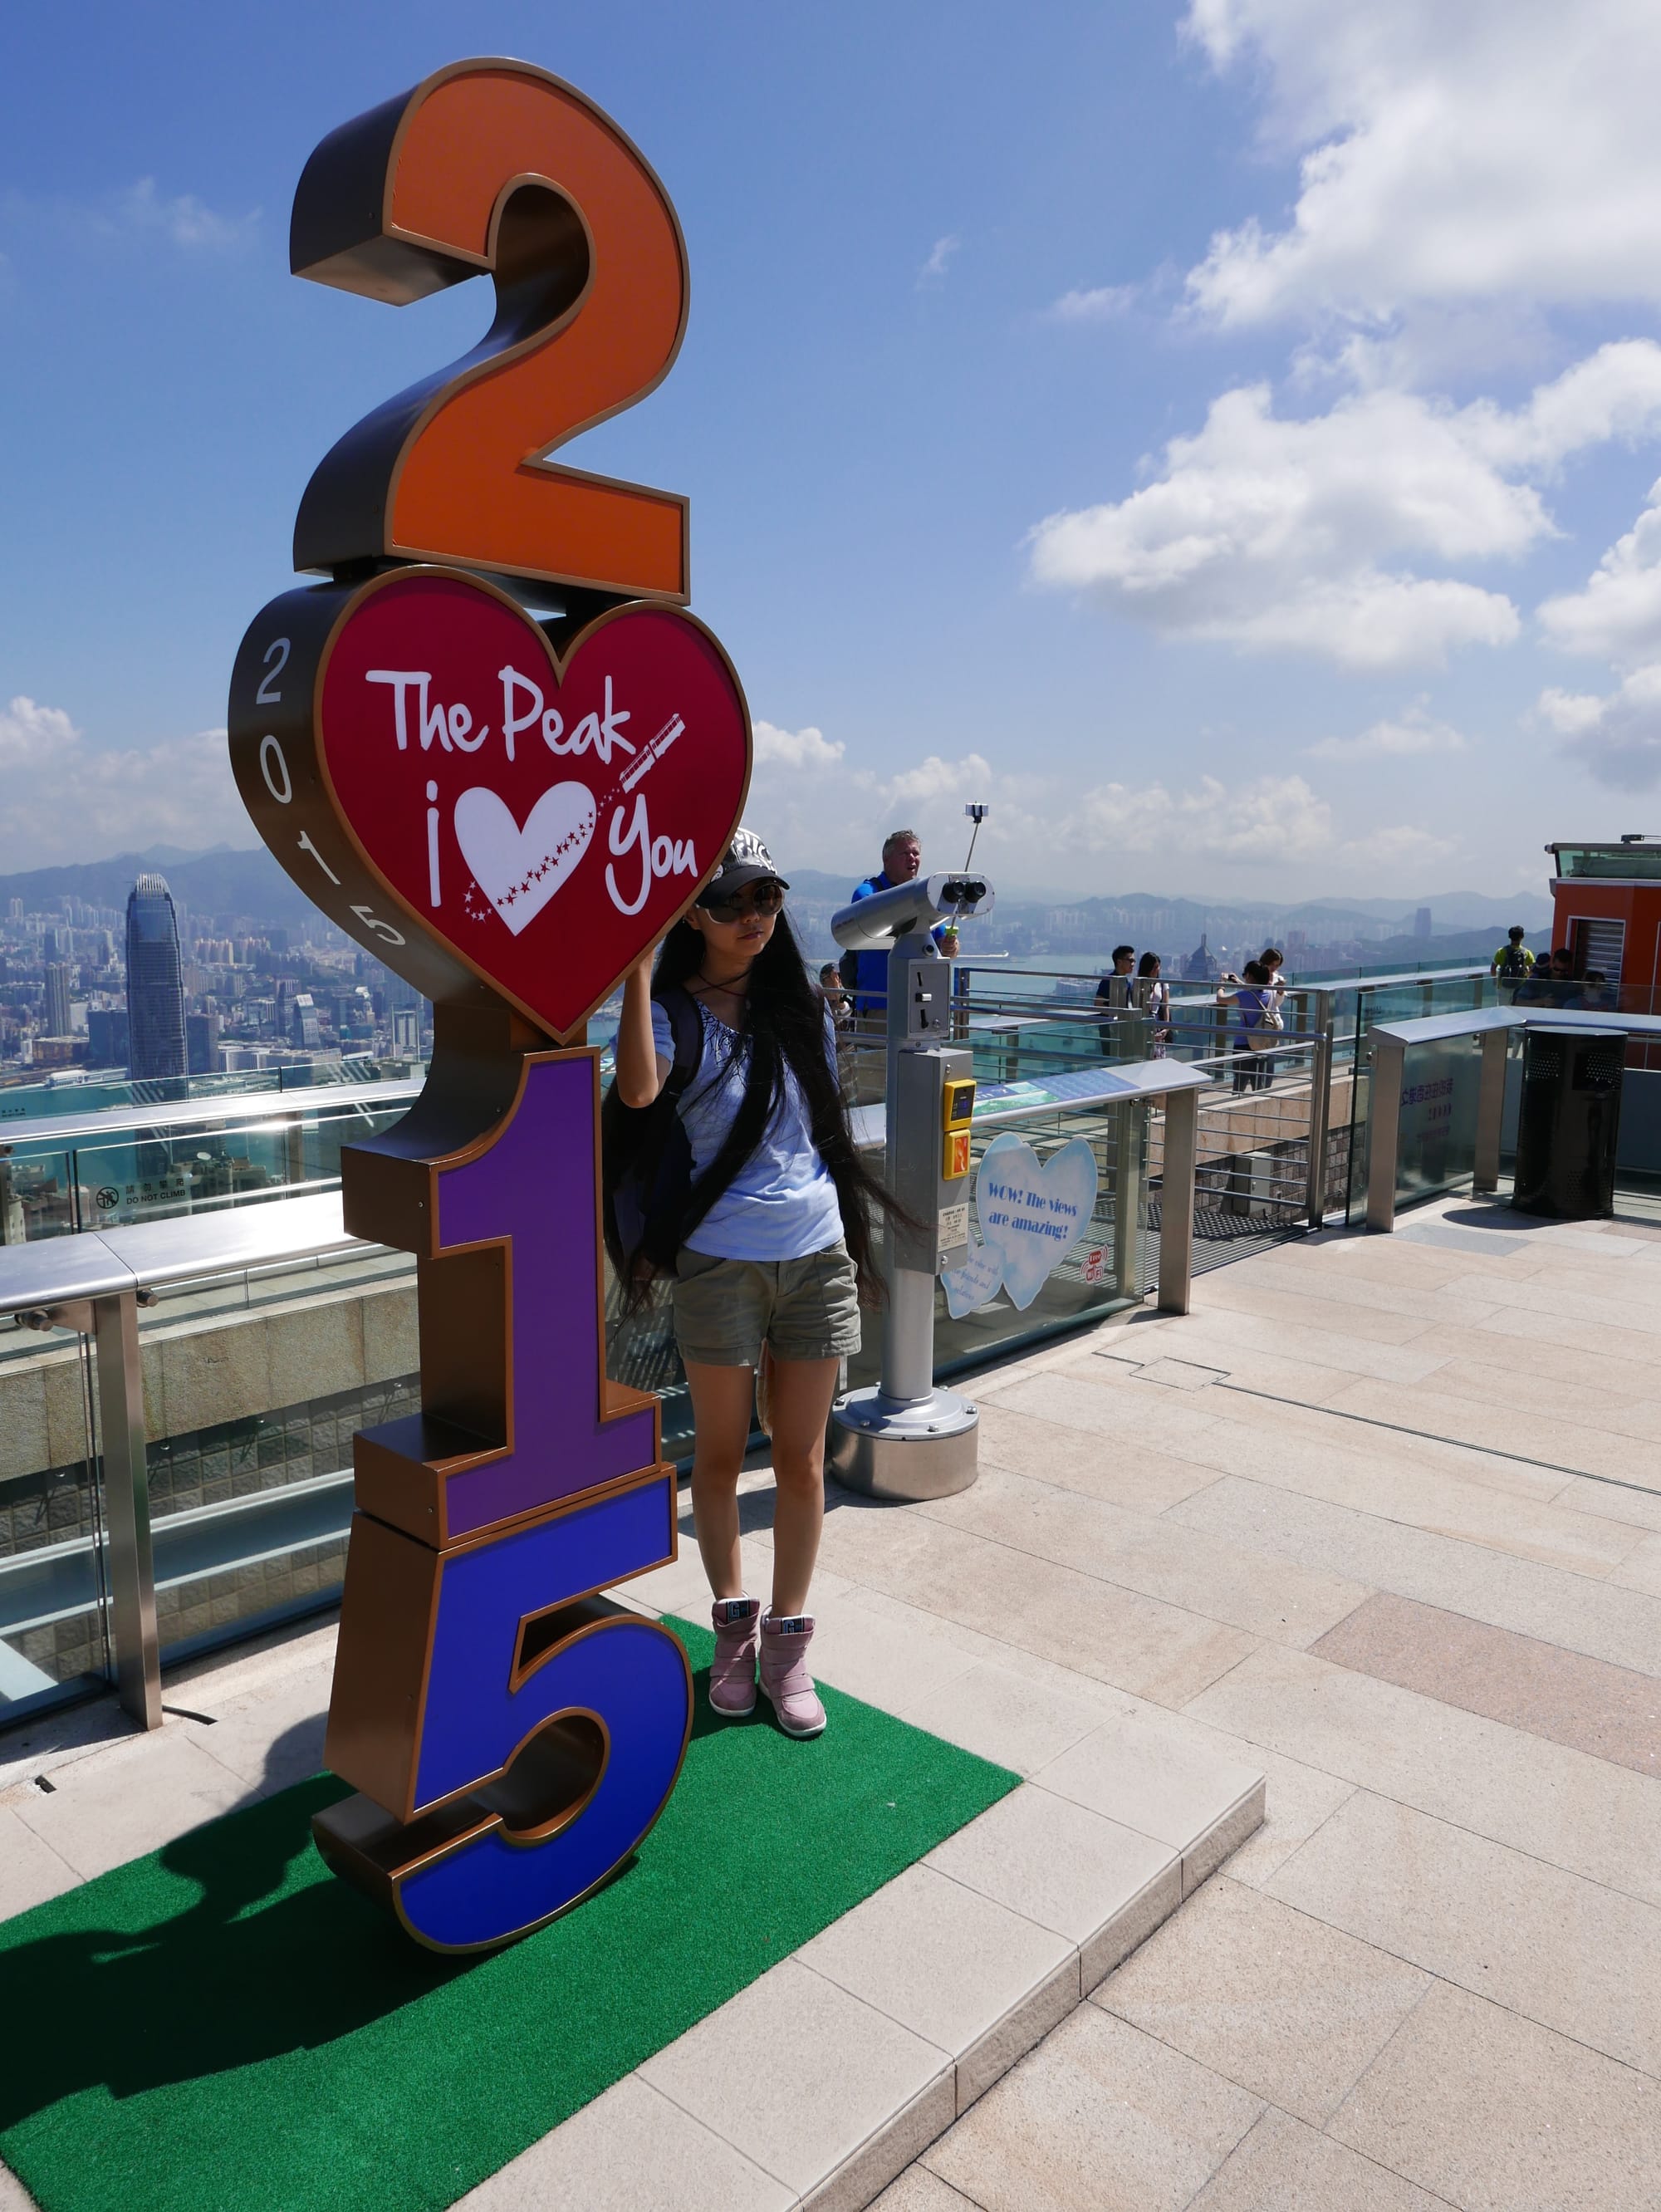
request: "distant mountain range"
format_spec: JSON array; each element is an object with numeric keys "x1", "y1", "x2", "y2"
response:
[
  {"x1": 0, "y1": 845, "x2": 320, "y2": 925},
  {"x1": 779, "y1": 869, "x2": 1555, "y2": 938},
  {"x1": 0, "y1": 846, "x2": 1556, "y2": 940}
]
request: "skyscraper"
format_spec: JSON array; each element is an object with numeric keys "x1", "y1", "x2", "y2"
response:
[
  {"x1": 125, "y1": 875, "x2": 188, "y2": 1079},
  {"x1": 43, "y1": 961, "x2": 73, "y2": 1039}
]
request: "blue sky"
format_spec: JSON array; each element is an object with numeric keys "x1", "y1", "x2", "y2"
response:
[{"x1": 5, "y1": 1, "x2": 1661, "y2": 900}]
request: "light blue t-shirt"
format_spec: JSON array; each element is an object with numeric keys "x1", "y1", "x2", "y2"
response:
[{"x1": 650, "y1": 998, "x2": 843, "y2": 1262}]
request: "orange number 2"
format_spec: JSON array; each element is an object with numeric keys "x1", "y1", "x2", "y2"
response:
[{"x1": 290, "y1": 60, "x2": 689, "y2": 603}]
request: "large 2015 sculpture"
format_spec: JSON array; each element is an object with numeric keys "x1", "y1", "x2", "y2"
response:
[{"x1": 226, "y1": 60, "x2": 751, "y2": 1951}]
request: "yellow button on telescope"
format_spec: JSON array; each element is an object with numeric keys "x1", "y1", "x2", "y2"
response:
[
  {"x1": 942, "y1": 1077, "x2": 976, "y2": 1181},
  {"x1": 942, "y1": 1077, "x2": 977, "y2": 1128}
]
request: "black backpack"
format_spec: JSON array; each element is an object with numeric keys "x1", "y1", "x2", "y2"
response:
[{"x1": 601, "y1": 984, "x2": 704, "y2": 1290}]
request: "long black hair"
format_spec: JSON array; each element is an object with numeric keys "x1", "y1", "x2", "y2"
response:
[{"x1": 652, "y1": 905, "x2": 898, "y2": 1302}]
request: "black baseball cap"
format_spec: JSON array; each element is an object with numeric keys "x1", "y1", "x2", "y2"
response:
[{"x1": 697, "y1": 828, "x2": 789, "y2": 904}]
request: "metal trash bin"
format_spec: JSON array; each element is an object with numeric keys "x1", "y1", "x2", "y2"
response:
[{"x1": 1512, "y1": 1026, "x2": 1624, "y2": 1219}]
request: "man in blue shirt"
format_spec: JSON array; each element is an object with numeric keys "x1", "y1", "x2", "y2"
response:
[{"x1": 847, "y1": 828, "x2": 924, "y2": 1017}]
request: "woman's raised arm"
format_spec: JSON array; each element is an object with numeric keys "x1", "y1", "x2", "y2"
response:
[{"x1": 615, "y1": 945, "x2": 670, "y2": 1108}]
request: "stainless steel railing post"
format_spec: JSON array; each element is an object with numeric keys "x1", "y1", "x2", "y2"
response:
[
  {"x1": 1157, "y1": 1087, "x2": 1198, "y2": 1315},
  {"x1": 1305, "y1": 1019, "x2": 1333, "y2": 1229},
  {"x1": 91, "y1": 1291, "x2": 162, "y2": 1729}
]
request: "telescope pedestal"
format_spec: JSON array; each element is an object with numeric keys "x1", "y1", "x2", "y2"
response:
[{"x1": 826, "y1": 1384, "x2": 978, "y2": 1500}]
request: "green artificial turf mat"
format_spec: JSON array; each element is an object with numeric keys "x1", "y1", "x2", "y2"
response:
[{"x1": 0, "y1": 1615, "x2": 1018, "y2": 2212}]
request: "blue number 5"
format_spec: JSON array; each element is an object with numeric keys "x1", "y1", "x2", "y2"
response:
[{"x1": 315, "y1": 1473, "x2": 691, "y2": 1951}]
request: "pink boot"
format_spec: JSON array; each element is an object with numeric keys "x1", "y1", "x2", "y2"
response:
[
  {"x1": 759, "y1": 1611, "x2": 826, "y2": 1738},
  {"x1": 709, "y1": 1596, "x2": 761, "y2": 1717}
]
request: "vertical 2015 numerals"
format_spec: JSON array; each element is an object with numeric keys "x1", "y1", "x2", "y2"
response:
[{"x1": 228, "y1": 55, "x2": 718, "y2": 1953}]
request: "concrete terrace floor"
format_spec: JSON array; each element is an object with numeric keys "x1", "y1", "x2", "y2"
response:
[{"x1": 4, "y1": 1189, "x2": 1661, "y2": 2207}]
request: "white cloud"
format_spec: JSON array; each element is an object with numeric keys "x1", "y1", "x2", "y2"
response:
[
  {"x1": 752, "y1": 719, "x2": 845, "y2": 772},
  {"x1": 1539, "y1": 480, "x2": 1661, "y2": 665},
  {"x1": 919, "y1": 234, "x2": 960, "y2": 284},
  {"x1": 1181, "y1": 0, "x2": 1661, "y2": 333},
  {"x1": 1340, "y1": 823, "x2": 1459, "y2": 868},
  {"x1": 116, "y1": 178, "x2": 258, "y2": 250},
  {"x1": 1050, "y1": 284, "x2": 1137, "y2": 324},
  {"x1": 1536, "y1": 665, "x2": 1661, "y2": 791},
  {"x1": 1065, "y1": 771, "x2": 1334, "y2": 861},
  {"x1": 0, "y1": 179, "x2": 258, "y2": 260},
  {"x1": 1306, "y1": 698, "x2": 1467, "y2": 759},
  {"x1": 1027, "y1": 345, "x2": 1661, "y2": 669},
  {"x1": 1027, "y1": 381, "x2": 1534, "y2": 668},
  {"x1": 0, "y1": 698, "x2": 254, "y2": 870}
]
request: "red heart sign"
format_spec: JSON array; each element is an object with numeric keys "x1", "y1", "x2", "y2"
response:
[{"x1": 228, "y1": 569, "x2": 752, "y2": 1040}]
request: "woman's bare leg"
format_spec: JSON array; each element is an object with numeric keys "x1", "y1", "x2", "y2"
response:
[
  {"x1": 684, "y1": 1361, "x2": 757, "y2": 1601},
  {"x1": 765, "y1": 1355, "x2": 841, "y2": 1617}
]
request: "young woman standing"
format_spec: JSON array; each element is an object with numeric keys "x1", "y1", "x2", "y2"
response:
[{"x1": 613, "y1": 832, "x2": 889, "y2": 1739}]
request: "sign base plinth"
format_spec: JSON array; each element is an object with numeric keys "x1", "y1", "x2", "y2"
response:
[{"x1": 827, "y1": 1387, "x2": 978, "y2": 1501}]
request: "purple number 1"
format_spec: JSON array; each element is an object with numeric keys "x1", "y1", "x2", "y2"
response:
[{"x1": 312, "y1": 1051, "x2": 692, "y2": 1951}]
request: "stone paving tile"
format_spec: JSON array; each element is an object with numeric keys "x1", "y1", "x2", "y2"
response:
[
  {"x1": 174, "y1": 1657, "x2": 333, "y2": 1797},
  {"x1": 0, "y1": 2159, "x2": 37, "y2": 2211},
  {"x1": 1612, "y1": 1533, "x2": 1661, "y2": 1596},
  {"x1": 1556, "y1": 1473, "x2": 1661, "y2": 1532},
  {"x1": 454, "y1": 2075, "x2": 792, "y2": 2212},
  {"x1": 639, "y1": 1958, "x2": 951, "y2": 2204},
  {"x1": 923, "y1": 1786, "x2": 1178, "y2": 1989},
  {"x1": 1183, "y1": 1268, "x2": 1451, "y2": 1346},
  {"x1": 1330, "y1": 1980, "x2": 1661, "y2": 2212},
  {"x1": 975, "y1": 1400, "x2": 1222, "y2": 1513},
  {"x1": 1316, "y1": 1373, "x2": 1661, "y2": 1483},
  {"x1": 869, "y1": 2169, "x2": 977, "y2": 2211},
  {"x1": 902, "y1": 1657, "x2": 1114, "y2": 1777},
  {"x1": 1170, "y1": 1475, "x2": 1661, "y2": 1677},
  {"x1": 1311, "y1": 1590, "x2": 1661, "y2": 1778},
  {"x1": 1240, "y1": 1246, "x2": 1507, "y2": 1328},
  {"x1": 791, "y1": 1592, "x2": 981, "y2": 1721},
  {"x1": 1267, "y1": 1791, "x2": 1661, "y2": 2077},
  {"x1": 0, "y1": 1805, "x2": 78, "y2": 1922},
  {"x1": 798, "y1": 1864, "x2": 1077, "y2": 2111},
  {"x1": 1188, "y1": 2107, "x2": 1446, "y2": 2211},
  {"x1": 1169, "y1": 1374, "x2": 1573, "y2": 1502},
  {"x1": 1187, "y1": 1643, "x2": 1661, "y2": 1907},
  {"x1": 813, "y1": 1496, "x2": 1257, "y2": 1709},
  {"x1": 912, "y1": 1464, "x2": 1371, "y2": 1647},
  {"x1": 1171, "y1": 1410, "x2": 1642, "y2": 1574},
  {"x1": 1145, "y1": 1303, "x2": 1453, "y2": 1388},
  {"x1": 992, "y1": 1368, "x2": 1235, "y2": 1453},
  {"x1": 1095, "y1": 1877, "x2": 1431, "y2": 2126},
  {"x1": 922, "y1": 2004, "x2": 1262, "y2": 2212},
  {"x1": 1034, "y1": 1711, "x2": 1264, "y2": 1857},
  {"x1": 7, "y1": 1725, "x2": 253, "y2": 1880}
]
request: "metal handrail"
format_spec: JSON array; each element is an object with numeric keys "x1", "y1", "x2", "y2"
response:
[{"x1": 0, "y1": 1192, "x2": 364, "y2": 1730}]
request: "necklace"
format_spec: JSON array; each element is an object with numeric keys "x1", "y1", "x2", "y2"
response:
[{"x1": 692, "y1": 969, "x2": 748, "y2": 999}]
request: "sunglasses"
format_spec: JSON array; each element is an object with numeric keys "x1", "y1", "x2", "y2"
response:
[{"x1": 699, "y1": 879, "x2": 784, "y2": 924}]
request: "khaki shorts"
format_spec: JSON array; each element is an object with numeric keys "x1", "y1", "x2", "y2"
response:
[{"x1": 673, "y1": 1239, "x2": 861, "y2": 1367}]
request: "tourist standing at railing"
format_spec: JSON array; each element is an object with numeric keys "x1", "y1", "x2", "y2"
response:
[
  {"x1": 1257, "y1": 947, "x2": 1287, "y2": 1081},
  {"x1": 1095, "y1": 944, "x2": 1135, "y2": 1057},
  {"x1": 1218, "y1": 961, "x2": 1280, "y2": 1091},
  {"x1": 1492, "y1": 926, "x2": 1534, "y2": 986},
  {"x1": 845, "y1": 829, "x2": 926, "y2": 1020},
  {"x1": 1134, "y1": 950, "x2": 1172, "y2": 1057}
]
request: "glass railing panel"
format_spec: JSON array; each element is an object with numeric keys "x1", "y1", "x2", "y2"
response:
[
  {"x1": 0, "y1": 1101, "x2": 414, "y2": 1242},
  {"x1": 1392, "y1": 1029, "x2": 1488, "y2": 1209},
  {"x1": 0, "y1": 1332, "x2": 110, "y2": 1727}
]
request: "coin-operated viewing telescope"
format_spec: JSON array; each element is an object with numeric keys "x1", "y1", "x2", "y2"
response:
[{"x1": 828, "y1": 871, "x2": 995, "y2": 1498}]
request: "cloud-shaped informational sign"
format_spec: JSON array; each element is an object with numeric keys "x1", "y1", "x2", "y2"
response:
[{"x1": 942, "y1": 1131, "x2": 1100, "y2": 1315}]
